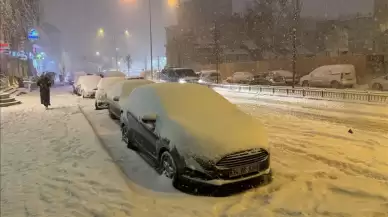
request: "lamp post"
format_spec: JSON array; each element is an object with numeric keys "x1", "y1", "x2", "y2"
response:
[{"x1": 148, "y1": 0, "x2": 154, "y2": 79}]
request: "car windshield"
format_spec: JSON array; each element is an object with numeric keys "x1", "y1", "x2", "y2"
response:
[{"x1": 3, "y1": 0, "x2": 387, "y2": 217}]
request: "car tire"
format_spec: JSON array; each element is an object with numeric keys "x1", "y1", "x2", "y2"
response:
[
  {"x1": 108, "y1": 106, "x2": 117, "y2": 119},
  {"x1": 160, "y1": 151, "x2": 179, "y2": 183},
  {"x1": 302, "y1": 80, "x2": 309, "y2": 87},
  {"x1": 95, "y1": 102, "x2": 101, "y2": 110},
  {"x1": 372, "y1": 83, "x2": 383, "y2": 91},
  {"x1": 331, "y1": 81, "x2": 341, "y2": 89},
  {"x1": 121, "y1": 124, "x2": 136, "y2": 150}
]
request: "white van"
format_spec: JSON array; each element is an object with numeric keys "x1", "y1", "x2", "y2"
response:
[{"x1": 300, "y1": 64, "x2": 357, "y2": 89}]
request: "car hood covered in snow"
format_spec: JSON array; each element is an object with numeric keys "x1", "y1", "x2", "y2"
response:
[{"x1": 125, "y1": 83, "x2": 268, "y2": 162}]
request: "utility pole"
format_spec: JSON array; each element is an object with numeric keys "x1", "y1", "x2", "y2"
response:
[
  {"x1": 157, "y1": 56, "x2": 160, "y2": 71},
  {"x1": 213, "y1": 21, "x2": 221, "y2": 84},
  {"x1": 148, "y1": 0, "x2": 154, "y2": 80},
  {"x1": 292, "y1": 0, "x2": 301, "y2": 88},
  {"x1": 114, "y1": 35, "x2": 118, "y2": 71}
]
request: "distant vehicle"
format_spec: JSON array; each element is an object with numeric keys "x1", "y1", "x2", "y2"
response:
[
  {"x1": 226, "y1": 72, "x2": 254, "y2": 84},
  {"x1": 75, "y1": 75, "x2": 101, "y2": 98},
  {"x1": 95, "y1": 77, "x2": 126, "y2": 109},
  {"x1": 370, "y1": 75, "x2": 388, "y2": 91},
  {"x1": 249, "y1": 73, "x2": 271, "y2": 85},
  {"x1": 300, "y1": 64, "x2": 357, "y2": 89},
  {"x1": 106, "y1": 80, "x2": 154, "y2": 119},
  {"x1": 160, "y1": 67, "x2": 199, "y2": 83},
  {"x1": 126, "y1": 76, "x2": 145, "y2": 80},
  {"x1": 266, "y1": 70, "x2": 299, "y2": 85},
  {"x1": 120, "y1": 83, "x2": 271, "y2": 186},
  {"x1": 198, "y1": 70, "x2": 221, "y2": 84}
]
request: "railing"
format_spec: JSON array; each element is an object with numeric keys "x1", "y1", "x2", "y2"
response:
[{"x1": 206, "y1": 83, "x2": 388, "y2": 104}]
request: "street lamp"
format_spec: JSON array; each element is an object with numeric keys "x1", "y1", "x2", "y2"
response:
[
  {"x1": 125, "y1": 30, "x2": 131, "y2": 37},
  {"x1": 98, "y1": 28, "x2": 105, "y2": 37},
  {"x1": 96, "y1": 51, "x2": 100, "y2": 56}
]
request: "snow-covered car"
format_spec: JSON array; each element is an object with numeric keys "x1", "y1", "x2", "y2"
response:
[
  {"x1": 159, "y1": 68, "x2": 199, "y2": 83},
  {"x1": 95, "y1": 77, "x2": 125, "y2": 109},
  {"x1": 106, "y1": 80, "x2": 154, "y2": 119},
  {"x1": 76, "y1": 75, "x2": 101, "y2": 98},
  {"x1": 120, "y1": 83, "x2": 271, "y2": 186},
  {"x1": 198, "y1": 70, "x2": 221, "y2": 84},
  {"x1": 300, "y1": 64, "x2": 357, "y2": 89},
  {"x1": 227, "y1": 71, "x2": 254, "y2": 84},
  {"x1": 250, "y1": 73, "x2": 271, "y2": 85},
  {"x1": 370, "y1": 75, "x2": 388, "y2": 91}
]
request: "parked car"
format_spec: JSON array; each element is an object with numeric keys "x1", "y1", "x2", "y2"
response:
[
  {"x1": 120, "y1": 83, "x2": 271, "y2": 186},
  {"x1": 226, "y1": 72, "x2": 254, "y2": 84},
  {"x1": 266, "y1": 70, "x2": 299, "y2": 85},
  {"x1": 75, "y1": 75, "x2": 101, "y2": 98},
  {"x1": 160, "y1": 67, "x2": 199, "y2": 83},
  {"x1": 198, "y1": 70, "x2": 221, "y2": 84},
  {"x1": 250, "y1": 73, "x2": 271, "y2": 85},
  {"x1": 300, "y1": 64, "x2": 357, "y2": 89},
  {"x1": 370, "y1": 74, "x2": 388, "y2": 91},
  {"x1": 106, "y1": 80, "x2": 154, "y2": 119},
  {"x1": 95, "y1": 77, "x2": 125, "y2": 109}
]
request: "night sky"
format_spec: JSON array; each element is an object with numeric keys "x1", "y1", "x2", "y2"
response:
[{"x1": 41, "y1": 0, "x2": 373, "y2": 70}]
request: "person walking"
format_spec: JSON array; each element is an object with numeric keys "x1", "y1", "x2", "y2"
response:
[{"x1": 37, "y1": 73, "x2": 52, "y2": 109}]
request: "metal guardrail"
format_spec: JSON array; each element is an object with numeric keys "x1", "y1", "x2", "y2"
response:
[{"x1": 206, "y1": 83, "x2": 388, "y2": 104}]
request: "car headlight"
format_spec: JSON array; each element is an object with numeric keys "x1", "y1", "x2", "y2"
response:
[
  {"x1": 179, "y1": 79, "x2": 187, "y2": 84},
  {"x1": 198, "y1": 79, "x2": 204, "y2": 83}
]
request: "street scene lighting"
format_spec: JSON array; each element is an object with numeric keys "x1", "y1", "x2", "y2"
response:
[
  {"x1": 97, "y1": 28, "x2": 105, "y2": 37},
  {"x1": 168, "y1": 0, "x2": 178, "y2": 8},
  {"x1": 125, "y1": 30, "x2": 131, "y2": 37},
  {"x1": 96, "y1": 51, "x2": 100, "y2": 56}
]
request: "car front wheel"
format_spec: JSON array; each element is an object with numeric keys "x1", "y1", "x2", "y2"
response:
[
  {"x1": 108, "y1": 106, "x2": 116, "y2": 119},
  {"x1": 160, "y1": 152, "x2": 177, "y2": 180},
  {"x1": 121, "y1": 124, "x2": 136, "y2": 150}
]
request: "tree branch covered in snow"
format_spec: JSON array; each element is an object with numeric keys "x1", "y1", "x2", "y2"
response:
[{"x1": 0, "y1": 0, "x2": 40, "y2": 47}]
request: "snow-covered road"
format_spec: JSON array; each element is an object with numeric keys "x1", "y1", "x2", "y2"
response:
[{"x1": 1, "y1": 86, "x2": 388, "y2": 217}]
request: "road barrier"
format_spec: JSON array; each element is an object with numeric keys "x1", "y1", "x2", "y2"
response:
[{"x1": 206, "y1": 83, "x2": 388, "y2": 104}]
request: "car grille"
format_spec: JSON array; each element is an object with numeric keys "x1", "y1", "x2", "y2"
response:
[{"x1": 216, "y1": 149, "x2": 269, "y2": 168}]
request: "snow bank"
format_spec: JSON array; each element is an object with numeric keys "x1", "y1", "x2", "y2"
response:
[
  {"x1": 125, "y1": 83, "x2": 268, "y2": 161},
  {"x1": 0, "y1": 88, "x2": 175, "y2": 217}
]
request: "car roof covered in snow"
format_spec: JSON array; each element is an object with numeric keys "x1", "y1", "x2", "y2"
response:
[
  {"x1": 124, "y1": 83, "x2": 268, "y2": 160},
  {"x1": 77, "y1": 75, "x2": 101, "y2": 89},
  {"x1": 97, "y1": 77, "x2": 125, "y2": 89},
  {"x1": 108, "y1": 79, "x2": 154, "y2": 99}
]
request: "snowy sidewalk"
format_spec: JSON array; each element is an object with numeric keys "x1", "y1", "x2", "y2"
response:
[{"x1": 0, "y1": 87, "x2": 172, "y2": 217}]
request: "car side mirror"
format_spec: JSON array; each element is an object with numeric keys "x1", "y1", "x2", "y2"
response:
[
  {"x1": 141, "y1": 114, "x2": 157, "y2": 124},
  {"x1": 113, "y1": 96, "x2": 120, "y2": 102}
]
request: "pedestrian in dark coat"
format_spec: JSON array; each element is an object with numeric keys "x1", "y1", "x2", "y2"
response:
[{"x1": 37, "y1": 74, "x2": 52, "y2": 109}]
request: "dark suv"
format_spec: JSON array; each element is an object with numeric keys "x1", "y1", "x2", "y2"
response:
[{"x1": 160, "y1": 68, "x2": 199, "y2": 83}]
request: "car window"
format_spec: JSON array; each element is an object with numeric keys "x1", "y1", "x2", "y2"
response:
[{"x1": 174, "y1": 69, "x2": 197, "y2": 77}]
